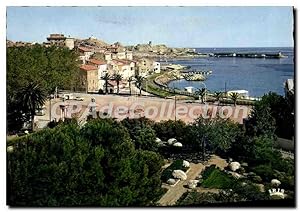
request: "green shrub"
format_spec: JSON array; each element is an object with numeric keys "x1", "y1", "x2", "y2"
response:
[{"x1": 252, "y1": 164, "x2": 274, "y2": 182}]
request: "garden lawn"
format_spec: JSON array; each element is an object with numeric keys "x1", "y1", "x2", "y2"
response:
[{"x1": 201, "y1": 168, "x2": 236, "y2": 189}]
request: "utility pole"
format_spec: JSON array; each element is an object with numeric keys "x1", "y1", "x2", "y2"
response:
[{"x1": 173, "y1": 85, "x2": 177, "y2": 121}]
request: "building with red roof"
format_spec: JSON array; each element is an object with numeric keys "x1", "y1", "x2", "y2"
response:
[
  {"x1": 78, "y1": 46, "x2": 94, "y2": 64},
  {"x1": 89, "y1": 58, "x2": 107, "y2": 66},
  {"x1": 78, "y1": 65, "x2": 98, "y2": 93}
]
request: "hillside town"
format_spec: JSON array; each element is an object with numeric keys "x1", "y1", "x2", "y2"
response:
[
  {"x1": 7, "y1": 33, "x2": 203, "y2": 95},
  {"x1": 45, "y1": 34, "x2": 162, "y2": 93}
]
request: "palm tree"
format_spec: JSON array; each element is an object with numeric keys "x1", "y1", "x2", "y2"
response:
[
  {"x1": 196, "y1": 88, "x2": 207, "y2": 103},
  {"x1": 102, "y1": 73, "x2": 111, "y2": 94},
  {"x1": 19, "y1": 82, "x2": 47, "y2": 131},
  {"x1": 128, "y1": 76, "x2": 133, "y2": 95},
  {"x1": 114, "y1": 74, "x2": 122, "y2": 94},
  {"x1": 135, "y1": 75, "x2": 144, "y2": 96},
  {"x1": 214, "y1": 91, "x2": 223, "y2": 105},
  {"x1": 230, "y1": 92, "x2": 239, "y2": 106}
]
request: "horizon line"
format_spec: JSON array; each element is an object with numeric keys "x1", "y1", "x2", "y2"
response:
[{"x1": 6, "y1": 38, "x2": 294, "y2": 49}]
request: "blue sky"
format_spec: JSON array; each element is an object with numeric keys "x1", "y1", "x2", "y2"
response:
[{"x1": 6, "y1": 6, "x2": 294, "y2": 47}]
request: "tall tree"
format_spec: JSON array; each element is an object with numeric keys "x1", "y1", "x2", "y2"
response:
[
  {"x1": 196, "y1": 88, "x2": 207, "y2": 104},
  {"x1": 245, "y1": 103, "x2": 276, "y2": 139},
  {"x1": 128, "y1": 76, "x2": 133, "y2": 95},
  {"x1": 135, "y1": 75, "x2": 144, "y2": 96},
  {"x1": 19, "y1": 82, "x2": 47, "y2": 131},
  {"x1": 7, "y1": 45, "x2": 79, "y2": 133},
  {"x1": 7, "y1": 118, "x2": 164, "y2": 206},
  {"x1": 230, "y1": 92, "x2": 239, "y2": 106},
  {"x1": 102, "y1": 73, "x2": 111, "y2": 94},
  {"x1": 256, "y1": 92, "x2": 294, "y2": 139},
  {"x1": 214, "y1": 92, "x2": 223, "y2": 105},
  {"x1": 114, "y1": 74, "x2": 122, "y2": 94}
]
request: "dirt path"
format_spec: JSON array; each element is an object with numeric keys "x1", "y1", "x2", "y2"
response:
[
  {"x1": 158, "y1": 163, "x2": 205, "y2": 206},
  {"x1": 207, "y1": 155, "x2": 228, "y2": 170},
  {"x1": 158, "y1": 155, "x2": 228, "y2": 206}
]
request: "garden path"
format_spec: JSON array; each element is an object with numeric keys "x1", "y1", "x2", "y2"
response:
[{"x1": 158, "y1": 155, "x2": 228, "y2": 206}]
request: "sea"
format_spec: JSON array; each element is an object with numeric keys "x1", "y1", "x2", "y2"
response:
[{"x1": 167, "y1": 47, "x2": 294, "y2": 97}]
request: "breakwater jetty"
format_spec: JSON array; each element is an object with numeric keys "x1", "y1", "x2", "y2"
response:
[
  {"x1": 181, "y1": 70, "x2": 212, "y2": 81},
  {"x1": 209, "y1": 51, "x2": 286, "y2": 59}
]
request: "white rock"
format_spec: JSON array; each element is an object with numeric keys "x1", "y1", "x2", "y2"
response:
[
  {"x1": 229, "y1": 162, "x2": 241, "y2": 171},
  {"x1": 241, "y1": 182, "x2": 247, "y2": 186},
  {"x1": 231, "y1": 172, "x2": 242, "y2": 179},
  {"x1": 7, "y1": 146, "x2": 14, "y2": 153},
  {"x1": 187, "y1": 180, "x2": 199, "y2": 189},
  {"x1": 255, "y1": 184, "x2": 265, "y2": 192},
  {"x1": 271, "y1": 179, "x2": 281, "y2": 186},
  {"x1": 172, "y1": 170, "x2": 187, "y2": 180},
  {"x1": 182, "y1": 160, "x2": 190, "y2": 168},
  {"x1": 173, "y1": 142, "x2": 183, "y2": 147},
  {"x1": 167, "y1": 178, "x2": 176, "y2": 185},
  {"x1": 167, "y1": 138, "x2": 177, "y2": 145},
  {"x1": 155, "y1": 137, "x2": 162, "y2": 143},
  {"x1": 196, "y1": 174, "x2": 203, "y2": 180}
]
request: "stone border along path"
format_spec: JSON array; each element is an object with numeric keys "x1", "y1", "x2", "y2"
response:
[{"x1": 157, "y1": 155, "x2": 228, "y2": 206}]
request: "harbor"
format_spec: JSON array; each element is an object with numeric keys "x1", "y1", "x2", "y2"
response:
[{"x1": 168, "y1": 47, "x2": 293, "y2": 97}]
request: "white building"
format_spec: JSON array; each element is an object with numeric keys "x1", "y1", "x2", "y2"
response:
[
  {"x1": 109, "y1": 59, "x2": 136, "y2": 80},
  {"x1": 116, "y1": 51, "x2": 126, "y2": 60},
  {"x1": 284, "y1": 79, "x2": 294, "y2": 96},
  {"x1": 104, "y1": 52, "x2": 112, "y2": 61},
  {"x1": 65, "y1": 37, "x2": 75, "y2": 50},
  {"x1": 184, "y1": 86, "x2": 194, "y2": 93},
  {"x1": 126, "y1": 51, "x2": 133, "y2": 60},
  {"x1": 153, "y1": 61, "x2": 161, "y2": 73}
]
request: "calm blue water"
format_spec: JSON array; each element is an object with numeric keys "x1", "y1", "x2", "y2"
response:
[{"x1": 168, "y1": 47, "x2": 294, "y2": 97}]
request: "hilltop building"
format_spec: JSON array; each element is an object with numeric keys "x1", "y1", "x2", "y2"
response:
[
  {"x1": 65, "y1": 37, "x2": 75, "y2": 50},
  {"x1": 46, "y1": 34, "x2": 66, "y2": 46},
  {"x1": 45, "y1": 34, "x2": 75, "y2": 50}
]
